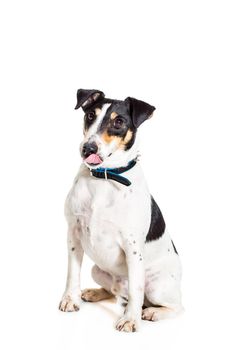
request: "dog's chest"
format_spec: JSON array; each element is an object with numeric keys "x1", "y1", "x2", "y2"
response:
[
  {"x1": 72, "y1": 178, "x2": 129, "y2": 274},
  {"x1": 78, "y1": 215, "x2": 126, "y2": 274}
]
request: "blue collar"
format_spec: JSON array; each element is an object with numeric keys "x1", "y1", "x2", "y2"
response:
[{"x1": 90, "y1": 158, "x2": 137, "y2": 186}]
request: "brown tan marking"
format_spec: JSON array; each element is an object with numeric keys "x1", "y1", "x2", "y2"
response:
[
  {"x1": 101, "y1": 130, "x2": 133, "y2": 149},
  {"x1": 122, "y1": 130, "x2": 133, "y2": 146},
  {"x1": 102, "y1": 132, "x2": 121, "y2": 145},
  {"x1": 110, "y1": 111, "x2": 118, "y2": 120},
  {"x1": 95, "y1": 108, "x2": 101, "y2": 116}
]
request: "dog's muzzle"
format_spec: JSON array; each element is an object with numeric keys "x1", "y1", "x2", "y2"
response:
[{"x1": 82, "y1": 141, "x2": 103, "y2": 165}]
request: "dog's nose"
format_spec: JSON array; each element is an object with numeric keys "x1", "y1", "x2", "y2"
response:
[{"x1": 82, "y1": 142, "x2": 98, "y2": 158}]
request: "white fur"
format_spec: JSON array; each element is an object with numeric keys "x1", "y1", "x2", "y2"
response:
[{"x1": 59, "y1": 103, "x2": 183, "y2": 331}]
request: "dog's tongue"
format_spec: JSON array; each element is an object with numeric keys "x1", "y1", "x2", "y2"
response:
[{"x1": 85, "y1": 153, "x2": 102, "y2": 165}]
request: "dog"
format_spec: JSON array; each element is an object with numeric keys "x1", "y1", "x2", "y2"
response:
[{"x1": 59, "y1": 89, "x2": 183, "y2": 332}]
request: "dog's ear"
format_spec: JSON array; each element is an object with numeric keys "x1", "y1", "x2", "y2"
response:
[
  {"x1": 75, "y1": 89, "x2": 105, "y2": 110},
  {"x1": 125, "y1": 97, "x2": 156, "y2": 128}
]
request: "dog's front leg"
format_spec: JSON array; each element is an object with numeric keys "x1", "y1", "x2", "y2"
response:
[
  {"x1": 59, "y1": 225, "x2": 84, "y2": 312},
  {"x1": 116, "y1": 237, "x2": 145, "y2": 332}
]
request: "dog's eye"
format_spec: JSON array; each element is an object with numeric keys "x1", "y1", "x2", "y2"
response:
[
  {"x1": 86, "y1": 111, "x2": 96, "y2": 122},
  {"x1": 113, "y1": 116, "x2": 124, "y2": 129}
]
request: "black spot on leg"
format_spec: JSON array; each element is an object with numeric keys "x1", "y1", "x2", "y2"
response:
[
  {"x1": 133, "y1": 240, "x2": 136, "y2": 244},
  {"x1": 133, "y1": 251, "x2": 137, "y2": 255},
  {"x1": 121, "y1": 296, "x2": 128, "y2": 302},
  {"x1": 120, "y1": 295, "x2": 128, "y2": 308},
  {"x1": 71, "y1": 247, "x2": 75, "y2": 251}
]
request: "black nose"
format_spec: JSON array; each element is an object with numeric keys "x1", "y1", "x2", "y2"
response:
[{"x1": 82, "y1": 142, "x2": 98, "y2": 158}]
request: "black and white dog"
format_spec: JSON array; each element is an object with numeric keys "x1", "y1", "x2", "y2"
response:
[{"x1": 59, "y1": 89, "x2": 183, "y2": 332}]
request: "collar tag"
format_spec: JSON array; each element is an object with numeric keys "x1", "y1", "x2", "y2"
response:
[{"x1": 104, "y1": 169, "x2": 108, "y2": 180}]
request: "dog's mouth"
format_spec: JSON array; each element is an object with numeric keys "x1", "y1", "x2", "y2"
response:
[{"x1": 84, "y1": 153, "x2": 103, "y2": 166}]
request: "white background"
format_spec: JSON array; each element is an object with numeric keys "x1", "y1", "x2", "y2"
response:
[{"x1": 0, "y1": 0, "x2": 232, "y2": 349}]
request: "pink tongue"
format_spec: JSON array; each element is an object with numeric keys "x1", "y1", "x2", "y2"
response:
[{"x1": 85, "y1": 153, "x2": 102, "y2": 164}]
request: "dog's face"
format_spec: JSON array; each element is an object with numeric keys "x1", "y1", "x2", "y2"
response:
[{"x1": 75, "y1": 89, "x2": 155, "y2": 168}]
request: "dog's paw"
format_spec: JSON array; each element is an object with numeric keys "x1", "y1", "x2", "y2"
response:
[
  {"x1": 81, "y1": 288, "x2": 112, "y2": 302},
  {"x1": 141, "y1": 307, "x2": 159, "y2": 321},
  {"x1": 116, "y1": 317, "x2": 138, "y2": 332},
  {"x1": 58, "y1": 294, "x2": 80, "y2": 312}
]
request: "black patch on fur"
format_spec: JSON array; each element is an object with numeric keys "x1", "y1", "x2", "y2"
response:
[
  {"x1": 84, "y1": 110, "x2": 97, "y2": 130},
  {"x1": 75, "y1": 89, "x2": 155, "y2": 152},
  {"x1": 83, "y1": 98, "x2": 108, "y2": 131},
  {"x1": 82, "y1": 98, "x2": 114, "y2": 131},
  {"x1": 171, "y1": 240, "x2": 178, "y2": 255},
  {"x1": 97, "y1": 101, "x2": 137, "y2": 151},
  {"x1": 125, "y1": 97, "x2": 155, "y2": 128},
  {"x1": 75, "y1": 90, "x2": 155, "y2": 144},
  {"x1": 75, "y1": 89, "x2": 105, "y2": 110},
  {"x1": 145, "y1": 196, "x2": 166, "y2": 242}
]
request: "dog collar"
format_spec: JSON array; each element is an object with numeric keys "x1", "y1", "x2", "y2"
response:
[{"x1": 89, "y1": 158, "x2": 137, "y2": 186}]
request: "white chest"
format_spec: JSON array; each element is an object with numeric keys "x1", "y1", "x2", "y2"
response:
[
  {"x1": 71, "y1": 176, "x2": 131, "y2": 275},
  {"x1": 67, "y1": 166, "x2": 151, "y2": 275},
  {"x1": 78, "y1": 213, "x2": 127, "y2": 275}
]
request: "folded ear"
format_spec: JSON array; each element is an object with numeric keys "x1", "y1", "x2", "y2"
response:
[
  {"x1": 75, "y1": 89, "x2": 105, "y2": 110},
  {"x1": 125, "y1": 97, "x2": 156, "y2": 128}
]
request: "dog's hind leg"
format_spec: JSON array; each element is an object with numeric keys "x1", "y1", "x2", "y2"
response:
[
  {"x1": 143, "y1": 261, "x2": 183, "y2": 321},
  {"x1": 81, "y1": 265, "x2": 113, "y2": 302}
]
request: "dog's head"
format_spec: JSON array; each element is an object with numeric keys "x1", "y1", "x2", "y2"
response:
[{"x1": 75, "y1": 89, "x2": 155, "y2": 168}]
